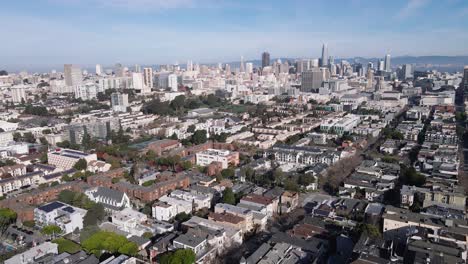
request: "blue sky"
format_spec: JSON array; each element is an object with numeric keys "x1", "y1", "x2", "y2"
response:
[{"x1": 1, "y1": 0, "x2": 468, "y2": 71}]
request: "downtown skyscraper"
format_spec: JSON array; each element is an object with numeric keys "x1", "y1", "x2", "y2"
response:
[
  {"x1": 262, "y1": 52, "x2": 270, "y2": 68},
  {"x1": 321, "y1": 44, "x2": 329, "y2": 67},
  {"x1": 384, "y1": 54, "x2": 391, "y2": 72}
]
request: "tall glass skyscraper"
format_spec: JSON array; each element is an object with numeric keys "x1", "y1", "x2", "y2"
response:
[{"x1": 321, "y1": 44, "x2": 329, "y2": 67}]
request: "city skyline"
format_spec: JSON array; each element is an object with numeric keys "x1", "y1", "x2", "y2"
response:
[{"x1": 1, "y1": 0, "x2": 468, "y2": 71}]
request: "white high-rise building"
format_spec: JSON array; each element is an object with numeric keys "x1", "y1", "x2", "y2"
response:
[
  {"x1": 111, "y1": 92, "x2": 129, "y2": 112},
  {"x1": 168, "y1": 74, "x2": 178, "y2": 91},
  {"x1": 246, "y1": 62, "x2": 253, "y2": 74},
  {"x1": 95, "y1": 64, "x2": 103, "y2": 76},
  {"x1": 311, "y1": 59, "x2": 319, "y2": 68},
  {"x1": 187, "y1": 60, "x2": 193, "y2": 71},
  {"x1": 64, "y1": 64, "x2": 83, "y2": 87},
  {"x1": 74, "y1": 82, "x2": 98, "y2": 100},
  {"x1": 240, "y1": 56, "x2": 245, "y2": 72},
  {"x1": 135, "y1": 64, "x2": 141, "y2": 73},
  {"x1": 143, "y1": 68, "x2": 153, "y2": 88},
  {"x1": 378, "y1": 60, "x2": 385, "y2": 71},
  {"x1": 132, "y1": 72, "x2": 145, "y2": 90},
  {"x1": 384, "y1": 54, "x2": 391, "y2": 72},
  {"x1": 11, "y1": 85, "x2": 27, "y2": 103}
]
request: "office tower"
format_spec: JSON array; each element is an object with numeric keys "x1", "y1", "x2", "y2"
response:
[
  {"x1": 310, "y1": 59, "x2": 319, "y2": 68},
  {"x1": 225, "y1": 64, "x2": 231, "y2": 75},
  {"x1": 132, "y1": 72, "x2": 144, "y2": 90},
  {"x1": 95, "y1": 64, "x2": 103, "y2": 76},
  {"x1": 135, "y1": 64, "x2": 141, "y2": 73},
  {"x1": 353, "y1": 63, "x2": 363, "y2": 77},
  {"x1": 168, "y1": 74, "x2": 178, "y2": 91},
  {"x1": 301, "y1": 68, "x2": 323, "y2": 92},
  {"x1": 367, "y1": 62, "x2": 374, "y2": 70},
  {"x1": 384, "y1": 54, "x2": 391, "y2": 72},
  {"x1": 378, "y1": 60, "x2": 385, "y2": 71},
  {"x1": 321, "y1": 44, "x2": 329, "y2": 67},
  {"x1": 143, "y1": 67, "x2": 153, "y2": 88},
  {"x1": 296, "y1": 60, "x2": 304, "y2": 73},
  {"x1": 64, "y1": 64, "x2": 83, "y2": 87},
  {"x1": 246, "y1": 62, "x2": 253, "y2": 74},
  {"x1": 280, "y1": 61, "x2": 289, "y2": 74},
  {"x1": 400, "y1": 64, "x2": 413, "y2": 80},
  {"x1": 115, "y1": 63, "x2": 124, "y2": 77},
  {"x1": 330, "y1": 64, "x2": 336, "y2": 76},
  {"x1": 111, "y1": 92, "x2": 129, "y2": 112},
  {"x1": 329, "y1": 56, "x2": 335, "y2": 65},
  {"x1": 240, "y1": 56, "x2": 245, "y2": 72},
  {"x1": 11, "y1": 85, "x2": 27, "y2": 103},
  {"x1": 217, "y1": 63, "x2": 222, "y2": 71},
  {"x1": 262, "y1": 52, "x2": 270, "y2": 68},
  {"x1": 187, "y1": 60, "x2": 193, "y2": 71},
  {"x1": 366, "y1": 68, "x2": 374, "y2": 89}
]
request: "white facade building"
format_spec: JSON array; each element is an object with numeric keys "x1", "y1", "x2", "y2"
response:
[
  {"x1": 34, "y1": 201, "x2": 87, "y2": 234},
  {"x1": 47, "y1": 148, "x2": 97, "y2": 170}
]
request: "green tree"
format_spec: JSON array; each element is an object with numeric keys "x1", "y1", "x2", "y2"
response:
[
  {"x1": 187, "y1": 124, "x2": 196, "y2": 133},
  {"x1": 41, "y1": 225, "x2": 62, "y2": 235},
  {"x1": 160, "y1": 249, "x2": 196, "y2": 264},
  {"x1": 273, "y1": 168, "x2": 284, "y2": 184},
  {"x1": 175, "y1": 212, "x2": 191, "y2": 222},
  {"x1": 0, "y1": 208, "x2": 17, "y2": 227},
  {"x1": 83, "y1": 203, "x2": 105, "y2": 226},
  {"x1": 222, "y1": 187, "x2": 236, "y2": 205},
  {"x1": 73, "y1": 158, "x2": 88, "y2": 171},
  {"x1": 191, "y1": 130, "x2": 207, "y2": 145},
  {"x1": 221, "y1": 168, "x2": 235, "y2": 179}
]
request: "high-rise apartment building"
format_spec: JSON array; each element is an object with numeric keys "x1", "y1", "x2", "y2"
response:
[
  {"x1": 64, "y1": 64, "x2": 83, "y2": 87},
  {"x1": 261, "y1": 52, "x2": 270, "y2": 68},
  {"x1": 95, "y1": 64, "x2": 103, "y2": 76},
  {"x1": 301, "y1": 68, "x2": 323, "y2": 92},
  {"x1": 245, "y1": 62, "x2": 253, "y2": 74},
  {"x1": 187, "y1": 60, "x2": 193, "y2": 71},
  {"x1": 11, "y1": 85, "x2": 27, "y2": 103},
  {"x1": 168, "y1": 74, "x2": 178, "y2": 91},
  {"x1": 132, "y1": 72, "x2": 144, "y2": 90},
  {"x1": 143, "y1": 68, "x2": 153, "y2": 88},
  {"x1": 111, "y1": 92, "x2": 129, "y2": 112},
  {"x1": 115, "y1": 63, "x2": 125, "y2": 77},
  {"x1": 135, "y1": 64, "x2": 141, "y2": 73}
]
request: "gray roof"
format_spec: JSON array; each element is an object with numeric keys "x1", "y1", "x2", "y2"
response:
[
  {"x1": 174, "y1": 233, "x2": 206, "y2": 248},
  {"x1": 93, "y1": 187, "x2": 125, "y2": 201}
]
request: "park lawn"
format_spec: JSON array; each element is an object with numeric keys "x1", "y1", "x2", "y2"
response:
[{"x1": 53, "y1": 238, "x2": 82, "y2": 254}]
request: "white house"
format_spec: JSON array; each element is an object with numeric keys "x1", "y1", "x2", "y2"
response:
[
  {"x1": 152, "y1": 195, "x2": 192, "y2": 221},
  {"x1": 34, "y1": 201, "x2": 87, "y2": 234}
]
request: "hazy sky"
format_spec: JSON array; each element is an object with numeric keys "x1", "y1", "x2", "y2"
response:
[{"x1": 1, "y1": 0, "x2": 468, "y2": 71}]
